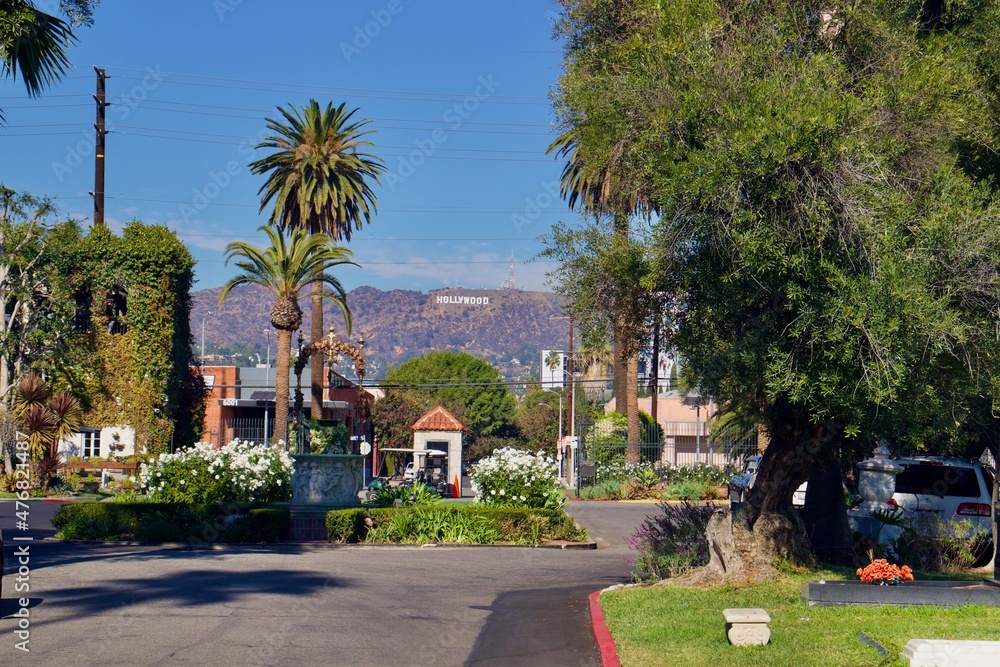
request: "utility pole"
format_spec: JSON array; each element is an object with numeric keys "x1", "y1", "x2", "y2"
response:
[
  {"x1": 92, "y1": 67, "x2": 107, "y2": 226},
  {"x1": 568, "y1": 317, "x2": 574, "y2": 437},
  {"x1": 651, "y1": 315, "x2": 660, "y2": 425}
]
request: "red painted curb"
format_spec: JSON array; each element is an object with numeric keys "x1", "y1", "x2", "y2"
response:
[{"x1": 589, "y1": 591, "x2": 622, "y2": 667}]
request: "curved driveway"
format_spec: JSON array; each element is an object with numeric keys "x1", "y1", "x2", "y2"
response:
[{"x1": 0, "y1": 500, "x2": 659, "y2": 666}]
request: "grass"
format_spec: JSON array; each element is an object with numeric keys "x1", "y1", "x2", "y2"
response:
[{"x1": 600, "y1": 568, "x2": 1000, "y2": 667}]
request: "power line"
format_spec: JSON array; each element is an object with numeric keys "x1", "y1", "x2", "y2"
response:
[
  {"x1": 101, "y1": 66, "x2": 550, "y2": 102},
  {"x1": 110, "y1": 125, "x2": 545, "y2": 154},
  {"x1": 107, "y1": 73, "x2": 550, "y2": 106},
  {"x1": 134, "y1": 98, "x2": 554, "y2": 128},
  {"x1": 113, "y1": 130, "x2": 553, "y2": 161}
]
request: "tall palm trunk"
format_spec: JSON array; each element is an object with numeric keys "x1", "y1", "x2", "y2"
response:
[
  {"x1": 625, "y1": 350, "x2": 640, "y2": 464},
  {"x1": 274, "y1": 328, "x2": 293, "y2": 442},
  {"x1": 310, "y1": 280, "x2": 324, "y2": 420}
]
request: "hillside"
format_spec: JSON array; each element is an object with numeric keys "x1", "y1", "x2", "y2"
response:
[{"x1": 192, "y1": 285, "x2": 569, "y2": 377}]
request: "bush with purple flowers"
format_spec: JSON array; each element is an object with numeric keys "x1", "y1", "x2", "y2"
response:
[{"x1": 625, "y1": 501, "x2": 718, "y2": 580}]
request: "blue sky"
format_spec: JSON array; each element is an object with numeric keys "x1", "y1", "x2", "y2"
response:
[{"x1": 1, "y1": 0, "x2": 577, "y2": 293}]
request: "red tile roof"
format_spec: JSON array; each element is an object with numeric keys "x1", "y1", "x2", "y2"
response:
[{"x1": 412, "y1": 406, "x2": 464, "y2": 432}]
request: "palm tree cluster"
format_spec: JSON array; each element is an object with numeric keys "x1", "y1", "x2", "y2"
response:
[
  {"x1": 6, "y1": 373, "x2": 82, "y2": 483},
  {"x1": 221, "y1": 99, "x2": 384, "y2": 442}
]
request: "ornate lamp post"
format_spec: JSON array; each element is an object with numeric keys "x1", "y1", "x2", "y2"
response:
[{"x1": 285, "y1": 325, "x2": 369, "y2": 540}]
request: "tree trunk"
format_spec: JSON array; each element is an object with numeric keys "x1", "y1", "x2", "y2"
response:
[
  {"x1": 800, "y1": 445, "x2": 852, "y2": 565},
  {"x1": 612, "y1": 321, "x2": 627, "y2": 416},
  {"x1": 310, "y1": 280, "x2": 324, "y2": 420},
  {"x1": 274, "y1": 329, "x2": 292, "y2": 443},
  {"x1": 625, "y1": 349, "x2": 640, "y2": 464},
  {"x1": 681, "y1": 407, "x2": 832, "y2": 584}
]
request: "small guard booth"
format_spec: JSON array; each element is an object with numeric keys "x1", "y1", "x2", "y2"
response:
[{"x1": 412, "y1": 406, "x2": 464, "y2": 498}]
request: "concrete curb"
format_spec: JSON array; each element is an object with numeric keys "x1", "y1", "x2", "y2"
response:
[
  {"x1": 49, "y1": 538, "x2": 599, "y2": 551},
  {"x1": 589, "y1": 590, "x2": 622, "y2": 667}
]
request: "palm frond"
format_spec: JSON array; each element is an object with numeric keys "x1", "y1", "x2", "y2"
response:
[{"x1": 1, "y1": 1, "x2": 75, "y2": 97}]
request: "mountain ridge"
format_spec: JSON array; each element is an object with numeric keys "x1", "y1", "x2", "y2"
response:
[{"x1": 192, "y1": 284, "x2": 569, "y2": 377}]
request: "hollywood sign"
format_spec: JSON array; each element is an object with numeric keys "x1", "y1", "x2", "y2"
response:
[{"x1": 436, "y1": 295, "x2": 491, "y2": 305}]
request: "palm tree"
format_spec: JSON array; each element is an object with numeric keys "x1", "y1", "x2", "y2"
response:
[
  {"x1": 548, "y1": 127, "x2": 653, "y2": 463},
  {"x1": 250, "y1": 100, "x2": 384, "y2": 420},
  {"x1": 0, "y1": 1, "x2": 76, "y2": 121},
  {"x1": 219, "y1": 226, "x2": 355, "y2": 442},
  {"x1": 11, "y1": 373, "x2": 82, "y2": 486}
]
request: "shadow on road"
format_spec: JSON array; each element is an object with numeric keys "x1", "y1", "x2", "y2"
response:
[
  {"x1": 466, "y1": 585, "x2": 601, "y2": 667},
  {"x1": 25, "y1": 565, "x2": 352, "y2": 621}
]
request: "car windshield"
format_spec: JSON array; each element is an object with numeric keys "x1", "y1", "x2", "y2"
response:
[{"x1": 894, "y1": 464, "x2": 982, "y2": 498}]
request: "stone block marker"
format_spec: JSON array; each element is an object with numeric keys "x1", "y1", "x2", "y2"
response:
[
  {"x1": 723, "y1": 608, "x2": 771, "y2": 646},
  {"x1": 902, "y1": 639, "x2": 1000, "y2": 666}
]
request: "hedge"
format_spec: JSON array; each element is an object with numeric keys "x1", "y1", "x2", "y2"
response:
[
  {"x1": 51, "y1": 502, "x2": 290, "y2": 544},
  {"x1": 326, "y1": 505, "x2": 587, "y2": 544}
]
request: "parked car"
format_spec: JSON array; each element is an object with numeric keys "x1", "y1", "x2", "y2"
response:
[
  {"x1": 730, "y1": 455, "x2": 807, "y2": 507},
  {"x1": 890, "y1": 456, "x2": 994, "y2": 532},
  {"x1": 402, "y1": 462, "x2": 416, "y2": 482}
]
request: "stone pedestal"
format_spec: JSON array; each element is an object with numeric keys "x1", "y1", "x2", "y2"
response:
[
  {"x1": 855, "y1": 440, "x2": 904, "y2": 513},
  {"x1": 723, "y1": 608, "x2": 771, "y2": 646},
  {"x1": 286, "y1": 454, "x2": 363, "y2": 541}
]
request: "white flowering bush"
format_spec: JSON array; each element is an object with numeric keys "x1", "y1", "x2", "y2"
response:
[
  {"x1": 140, "y1": 440, "x2": 293, "y2": 504},
  {"x1": 470, "y1": 447, "x2": 564, "y2": 510}
]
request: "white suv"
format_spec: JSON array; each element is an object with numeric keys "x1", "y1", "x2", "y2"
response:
[{"x1": 891, "y1": 457, "x2": 994, "y2": 532}]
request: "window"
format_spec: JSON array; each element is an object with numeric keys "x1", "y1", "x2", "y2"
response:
[
  {"x1": 895, "y1": 464, "x2": 982, "y2": 498},
  {"x1": 72, "y1": 290, "x2": 92, "y2": 333},
  {"x1": 105, "y1": 286, "x2": 127, "y2": 334},
  {"x1": 82, "y1": 431, "x2": 99, "y2": 458}
]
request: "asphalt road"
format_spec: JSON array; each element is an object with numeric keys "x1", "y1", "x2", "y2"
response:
[{"x1": 0, "y1": 500, "x2": 658, "y2": 666}]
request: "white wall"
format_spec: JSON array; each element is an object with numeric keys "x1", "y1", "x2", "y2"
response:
[{"x1": 58, "y1": 426, "x2": 136, "y2": 461}]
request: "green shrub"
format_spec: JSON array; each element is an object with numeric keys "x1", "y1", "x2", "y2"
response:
[
  {"x1": 577, "y1": 481, "x2": 622, "y2": 500},
  {"x1": 470, "y1": 447, "x2": 564, "y2": 509},
  {"x1": 368, "y1": 483, "x2": 442, "y2": 507},
  {"x1": 140, "y1": 441, "x2": 292, "y2": 504},
  {"x1": 326, "y1": 507, "x2": 368, "y2": 543},
  {"x1": 52, "y1": 502, "x2": 287, "y2": 543},
  {"x1": 626, "y1": 501, "x2": 719, "y2": 580},
  {"x1": 662, "y1": 481, "x2": 715, "y2": 501},
  {"x1": 326, "y1": 505, "x2": 586, "y2": 544},
  {"x1": 221, "y1": 507, "x2": 290, "y2": 543}
]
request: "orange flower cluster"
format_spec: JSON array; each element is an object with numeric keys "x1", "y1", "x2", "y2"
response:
[{"x1": 857, "y1": 559, "x2": 915, "y2": 584}]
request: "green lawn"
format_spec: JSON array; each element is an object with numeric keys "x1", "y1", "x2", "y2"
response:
[{"x1": 600, "y1": 569, "x2": 1000, "y2": 667}]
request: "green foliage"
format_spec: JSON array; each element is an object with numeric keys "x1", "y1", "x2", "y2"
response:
[
  {"x1": 469, "y1": 447, "x2": 565, "y2": 510},
  {"x1": 51, "y1": 501, "x2": 288, "y2": 543},
  {"x1": 551, "y1": 0, "x2": 1000, "y2": 479},
  {"x1": 326, "y1": 505, "x2": 587, "y2": 544},
  {"x1": 251, "y1": 100, "x2": 385, "y2": 242},
  {"x1": 306, "y1": 420, "x2": 349, "y2": 454},
  {"x1": 515, "y1": 387, "x2": 562, "y2": 454},
  {"x1": 375, "y1": 350, "x2": 518, "y2": 448},
  {"x1": 140, "y1": 441, "x2": 292, "y2": 504},
  {"x1": 625, "y1": 501, "x2": 719, "y2": 581},
  {"x1": 367, "y1": 482, "x2": 441, "y2": 508},
  {"x1": 23, "y1": 217, "x2": 201, "y2": 455}
]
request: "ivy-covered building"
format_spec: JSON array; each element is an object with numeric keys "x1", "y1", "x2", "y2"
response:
[{"x1": 40, "y1": 221, "x2": 203, "y2": 456}]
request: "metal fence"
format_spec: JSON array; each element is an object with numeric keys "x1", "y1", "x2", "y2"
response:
[
  {"x1": 218, "y1": 417, "x2": 273, "y2": 445},
  {"x1": 578, "y1": 419, "x2": 758, "y2": 482}
]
